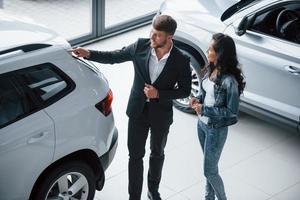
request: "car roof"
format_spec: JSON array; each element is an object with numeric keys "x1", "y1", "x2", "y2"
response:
[
  {"x1": 221, "y1": 0, "x2": 259, "y2": 21},
  {"x1": 0, "y1": 12, "x2": 70, "y2": 53}
]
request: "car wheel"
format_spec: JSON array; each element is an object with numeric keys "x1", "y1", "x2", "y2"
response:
[
  {"x1": 32, "y1": 161, "x2": 96, "y2": 200},
  {"x1": 174, "y1": 48, "x2": 202, "y2": 114}
]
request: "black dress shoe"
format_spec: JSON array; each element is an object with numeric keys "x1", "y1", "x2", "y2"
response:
[
  {"x1": 129, "y1": 195, "x2": 141, "y2": 200},
  {"x1": 147, "y1": 191, "x2": 162, "y2": 200}
]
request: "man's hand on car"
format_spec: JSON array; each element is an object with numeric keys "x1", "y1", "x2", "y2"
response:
[{"x1": 70, "y1": 47, "x2": 91, "y2": 58}]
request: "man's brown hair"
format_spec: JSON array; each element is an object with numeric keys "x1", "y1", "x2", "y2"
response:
[{"x1": 152, "y1": 15, "x2": 177, "y2": 35}]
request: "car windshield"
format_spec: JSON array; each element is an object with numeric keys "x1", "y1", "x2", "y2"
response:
[{"x1": 221, "y1": 0, "x2": 260, "y2": 21}]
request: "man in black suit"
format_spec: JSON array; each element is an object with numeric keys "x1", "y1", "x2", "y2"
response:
[{"x1": 71, "y1": 15, "x2": 191, "y2": 200}]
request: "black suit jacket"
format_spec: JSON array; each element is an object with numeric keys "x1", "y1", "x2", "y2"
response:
[{"x1": 88, "y1": 38, "x2": 191, "y2": 125}]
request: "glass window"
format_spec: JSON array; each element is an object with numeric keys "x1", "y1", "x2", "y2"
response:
[
  {"x1": 250, "y1": 3, "x2": 300, "y2": 44},
  {"x1": 1, "y1": 0, "x2": 93, "y2": 40},
  {"x1": 105, "y1": 0, "x2": 163, "y2": 28},
  {"x1": 0, "y1": 0, "x2": 163, "y2": 45},
  {"x1": 0, "y1": 75, "x2": 37, "y2": 127},
  {"x1": 16, "y1": 64, "x2": 71, "y2": 103}
]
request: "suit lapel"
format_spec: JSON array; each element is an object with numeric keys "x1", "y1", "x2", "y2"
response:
[
  {"x1": 144, "y1": 49, "x2": 151, "y2": 83},
  {"x1": 152, "y1": 47, "x2": 176, "y2": 86}
]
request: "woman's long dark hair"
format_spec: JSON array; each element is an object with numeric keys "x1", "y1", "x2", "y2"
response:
[{"x1": 211, "y1": 33, "x2": 245, "y2": 95}]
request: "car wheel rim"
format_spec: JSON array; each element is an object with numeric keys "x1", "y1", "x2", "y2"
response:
[
  {"x1": 46, "y1": 172, "x2": 89, "y2": 200},
  {"x1": 176, "y1": 64, "x2": 200, "y2": 106}
]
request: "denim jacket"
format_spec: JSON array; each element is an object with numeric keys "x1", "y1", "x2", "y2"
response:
[{"x1": 198, "y1": 71, "x2": 239, "y2": 128}]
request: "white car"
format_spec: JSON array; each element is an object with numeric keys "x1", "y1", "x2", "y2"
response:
[
  {"x1": 157, "y1": 0, "x2": 300, "y2": 132},
  {"x1": 0, "y1": 14, "x2": 118, "y2": 200}
]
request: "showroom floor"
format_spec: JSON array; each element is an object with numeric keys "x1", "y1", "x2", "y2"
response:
[{"x1": 83, "y1": 25, "x2": 300, "y2": 200}]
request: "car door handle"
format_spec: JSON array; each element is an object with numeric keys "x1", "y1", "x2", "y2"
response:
[
  {"x1": 284, "y1": 65, "x2": 300, "y2": 75},
  {"x1": 27, "y1": 131, "x2": 49, "y2": 144}
]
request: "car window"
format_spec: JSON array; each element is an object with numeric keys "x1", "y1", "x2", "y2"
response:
[
  {"x1": 250, "y1": 2, "x2": 300, "y2": 44},
  {"x1": 0, "y1": 75, "x2": 38, "y2": 128},
  {"x1": 15, "y1": 63, "x2": 74, "y2": 104}
]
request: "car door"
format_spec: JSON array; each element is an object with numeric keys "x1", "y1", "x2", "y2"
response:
[
  {"x1": 0, "y1": 71, "x2": 55, "y2": 200},
  {"x1": 224, "y1": 1, "x2": 300, "y2": 127}
]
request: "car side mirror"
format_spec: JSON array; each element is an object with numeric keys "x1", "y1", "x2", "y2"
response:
[
  {"x1": 235, "y1": 15, "x2": 256, "y2": 36},
  {"x1": 236, "y1": 16, "x2": 249, "y2": 36}
]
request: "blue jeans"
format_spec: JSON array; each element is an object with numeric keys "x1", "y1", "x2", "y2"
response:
[{"x1": 197, "y1": 120, "x2": 228, "y2": 200}]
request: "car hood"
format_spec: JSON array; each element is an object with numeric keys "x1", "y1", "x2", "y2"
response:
[
  {"x1": 160, "y1": 0, "x2": 241, "y2": 33},
  {"x1": 161, "y1": 0, "x2": 239, "y2": 18},
  {"x1": 0, "y1": 12, "x2": 70, "y2": 52}
]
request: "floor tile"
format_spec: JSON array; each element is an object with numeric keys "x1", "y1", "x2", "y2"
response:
[
  {"x1": 180, "y1": 172, "x2": 272, "y2": 200},
  {"x1": 95, "y1": 170, "x2": 176, "y2": 200},
  {"x1": 165, "y1": 110, "x2": 198, "y2": 153},
  {"x1": 273, "y1": 181, "x2": 300, "y2": 200},
  {"x1": 222, "y1": 172, "x2": 271, "y2": 200},
  {"x1": 263, "y1": 135, "x2": 300, "y2": 168},
  {"x1": 166, "y1": 193, "x2": 189, "y2": 200},
  {"x1": 223, "y1": 150, "x2": 300, "y2": 196},
  {"x1": 161, "y1": 139, "x2": 203, "y2": 192},
  {"x1": 177, "y1": 181, "x2": 205, "y2": 200}
]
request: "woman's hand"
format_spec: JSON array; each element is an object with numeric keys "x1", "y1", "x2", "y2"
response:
[
  {"x1": 192, "y1": 103, "x2": 202, "y2": 115},
  {"x1": 189, "y1": 97, "x2": 202, "y2": 114},
  {"x1": 189, "y1": 97, "x2": 199, "y2": 107}
]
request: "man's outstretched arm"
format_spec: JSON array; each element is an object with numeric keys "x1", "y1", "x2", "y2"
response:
[{"x1": 70, "y1": 41, "x2": 138, "y2": 64}]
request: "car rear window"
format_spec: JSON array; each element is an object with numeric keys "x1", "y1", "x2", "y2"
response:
[
  {"x1": 15, "y1": 63, "x2": 75, "y2": 106},
  {"x1": 0, "y1": 63, "x2": 75, "y2": 128}
]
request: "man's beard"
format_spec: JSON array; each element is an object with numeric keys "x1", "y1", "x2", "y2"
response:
[{"x1": 151, "y1": 39, "x2": 167, "y2": 49}]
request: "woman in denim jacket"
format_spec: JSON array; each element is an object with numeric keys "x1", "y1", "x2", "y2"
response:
[{"x1": 189, "y1": 33, "x2": 245, "y2": 200}]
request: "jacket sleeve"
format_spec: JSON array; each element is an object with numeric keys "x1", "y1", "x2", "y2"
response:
[
  {"x1": 158, "y1": 58, "x2": 192, "y2": 100},
  {"x1": 87, "y1": 40, "x2": 138, "y2": 64},
  {"x1": 201, "y1": 78, "x2": 239, "y2": 118}
]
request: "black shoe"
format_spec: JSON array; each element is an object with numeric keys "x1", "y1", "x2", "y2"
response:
[
  {"x1": 129, "y1": 197, "x2": 140, "y2": 200},
  {"x1": 147, "y1": 191, "x2": 162, "y2": 200},
  {"x1": 129, "y1": 194, "x2": 141, "y2": 200}
]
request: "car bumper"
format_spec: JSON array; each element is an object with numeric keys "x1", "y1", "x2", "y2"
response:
[{"x1": 99, "y1": 126, "x2": 118, "y2": 171}]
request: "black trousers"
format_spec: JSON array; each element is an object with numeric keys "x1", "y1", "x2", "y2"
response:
[{"x1": 128, "y1": 103, "x2": 170, "y2": 200}]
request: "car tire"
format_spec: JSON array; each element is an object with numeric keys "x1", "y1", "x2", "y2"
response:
[
  {"x1": 174, "y1": 48, "x2": 202, "y2": 114},
  {"x1": 32, "y1": 161, "x2": 96, "y2": 200}
]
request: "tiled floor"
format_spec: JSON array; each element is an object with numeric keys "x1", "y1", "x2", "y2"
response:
[{"x1": 82, "y1": 26, "x2": 300, "y2": 200}]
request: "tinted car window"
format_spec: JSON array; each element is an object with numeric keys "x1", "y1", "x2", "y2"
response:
[
  {"x1": 15, "y1": 63, "x2": 74, "y2": 104},
  {"x1": 0, "y1": 75, "x2": 37, "y2": 128},
  {"x1": 250, "y1": 3, "x2": 300, "y2": 44}
]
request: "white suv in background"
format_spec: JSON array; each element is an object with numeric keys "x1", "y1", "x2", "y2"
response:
[
  {"x1": 0, "y1": 13, "x2": 118, "y2": 200},
  {"x1": 157, "y1": 0, "x2": 300, "y2": 132}
]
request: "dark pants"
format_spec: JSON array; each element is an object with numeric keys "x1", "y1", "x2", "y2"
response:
[{"x1": 128, "y1": 103, "x2": 170, "y2": 200}]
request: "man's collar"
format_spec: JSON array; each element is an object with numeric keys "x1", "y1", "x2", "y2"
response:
[{"x1": 151, "y1": 42, "x2": 173, "y2": 60}]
